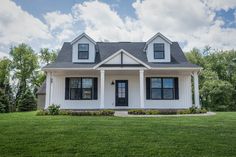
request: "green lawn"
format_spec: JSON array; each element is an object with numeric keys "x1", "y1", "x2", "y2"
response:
[{"x1": 0, "y1": 112, "x2": 236, "y2": 157}]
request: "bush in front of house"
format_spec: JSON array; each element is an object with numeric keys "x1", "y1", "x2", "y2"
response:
[
  {"x1": 177, "y1": 107, "x2": 208, "y2": 114},
  {"x1": 48, "y1": 104, "x2": 60, "y2": 115},
  {"x1": 36, "y1": 109, "x2": 49, "y2": 116},
  {"x1": 36, "y1": 109, "x2": 115, "y2": 116},
  {"x1": 128, "y1": 109, "x2": 160, "y2": 115},
  {"x1": 70, "y1": 110, "x2": 114, "y2": 116}
]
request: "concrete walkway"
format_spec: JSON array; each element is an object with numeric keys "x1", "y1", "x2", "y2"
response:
[{"x1": 114, "y1": 111, "x2": 216, "y2": 117}]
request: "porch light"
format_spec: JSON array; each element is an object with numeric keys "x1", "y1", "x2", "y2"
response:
[{"x1": 111, "y1": 81, "x2": 115, "y2": 85}]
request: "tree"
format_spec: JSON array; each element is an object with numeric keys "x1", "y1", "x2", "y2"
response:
[
  {"x1": 200, "y1": 80, "x2": 234, "y2": 111},
  {"x1": 186, "y1": 48, "x2": 236, "y2": 111},
  {"x1": 0, "y1": 58, "x2": 13, "y2": 112},
  {"x1": 39, "y1": 48, "x2": 57, "y2": 65},
  {"x1": 17, "y1": 88, "x2": 36, "y2": 111},
  {"x1": 10, "y1": 44, "x2": 39, "y2": 111}
]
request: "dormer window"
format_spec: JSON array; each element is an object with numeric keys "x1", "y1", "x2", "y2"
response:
[
  {"x1": 78, "y1": 44, "x2": 89, "y2": 59},
  {"x1": 154, "y1": 43, "x2": 165, "y2": 59}
]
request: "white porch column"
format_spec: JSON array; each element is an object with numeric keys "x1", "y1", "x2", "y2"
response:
[
  {"x1": 100, "y1": 70, "x2": 105, "y2": 108},
  {"x1": 139, "y1": 70, "x2": 144, "y2": 108},
  {"x1": 193, "y1": 71, "x2": 200, "y2": 108},
  {"x1": 45, "y1": 72, "x2": 52, "y2": 109}
]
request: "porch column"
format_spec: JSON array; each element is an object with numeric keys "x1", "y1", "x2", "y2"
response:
[
  {"x1": 100, "y1": 70, "x2": 105, "y2": 108},
  {"x1": 193, "y1": 71, "x2": 200, "y2": 108},
  {"x1": 139, "y1": 70, "x2": 144, "y2": 108},
  {"x1": 45, "y1": 72, "x2": 52, "y2": 109}
]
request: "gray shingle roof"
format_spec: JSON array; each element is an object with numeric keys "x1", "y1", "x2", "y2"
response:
[{"x1": 43, "y1": 41, "x2": 199, "y2": 69}]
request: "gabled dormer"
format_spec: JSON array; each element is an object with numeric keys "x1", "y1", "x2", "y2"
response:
[
  {"x1": 71, "y1": 33, "x2": 96, "y2": 63},
  {"x1": 145, "y1": 32, "x2": 172, "y2": 62}
]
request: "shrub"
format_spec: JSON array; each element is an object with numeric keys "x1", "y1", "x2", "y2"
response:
[
  {"x1": 98, "y1": 110, "x2": 115, "y2": 116},
  {"x1": 177, "y1": 108, "x2": 208, "y2": 114},
  {"x1": 189, "y1": 107, "x2": 197, "y2": 114},
  {"x1": 177, "y1": 109, "x2": 191, "y2": 114},
  {"x1": 48, "y1": 104, "x2": 60, "y2": 115},
  {"x1": 70, "y1": 111, "x2": 92, "y2": 116},
  {"x1": 145, "y1": 110, "x2": 160, "y2": 115},
  {"x1": 70, "y1": 110, "x2": 115, "y2": 116},
  {"x1": 59, "y1": 110, "x2": 70, "y2": 115},
  {"x1": 128, "y1": 109, "x2": 146, "y2": 115},
  {"x1": 36, "y1": 110, "x2": 49, "y2": 116},
  {"x1": 128, "y1": 109, "x2": 160, "y2": 115},
  {"x1": 159, "y1": 110, "x2": 177, "y2": 115}
]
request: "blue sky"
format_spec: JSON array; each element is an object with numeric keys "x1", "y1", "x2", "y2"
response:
[{"x1": 1, "y1": 0, "x2": 236, "y2": 57}]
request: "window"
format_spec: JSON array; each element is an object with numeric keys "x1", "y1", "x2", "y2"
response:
[
  {"x1": 68, "y1": 78, "x2": 94, "y2": 100},
  {"x1": 154, "y1": 43, "x2": 165, "y2": 59},
  {"x1": 150, "y1": 78, "x2": 175, "y2": 99},
  {"x1": 78, "y1": 44, "x2": 89, "y2": 59}
]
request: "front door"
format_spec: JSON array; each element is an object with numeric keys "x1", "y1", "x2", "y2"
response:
[{"x1": 115, "y1": 80, "x2": 128, "y2": 106}]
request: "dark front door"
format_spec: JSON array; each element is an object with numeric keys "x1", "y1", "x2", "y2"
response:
[{"x1": 115, "y1": 80, "x2": 128, "y2": 106}]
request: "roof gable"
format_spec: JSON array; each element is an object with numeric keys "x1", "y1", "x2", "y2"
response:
[
  {"x1": 146, "y1": 32, "x2": 172, "y2": 46},
  {"x1": 93, "y1": 49, "x2": 151, "y2": 69},
  {"x1": 71, "y1": 33, "x2": 96, "y2": 45}
]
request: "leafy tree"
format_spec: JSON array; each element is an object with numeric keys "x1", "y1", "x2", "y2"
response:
[
  {"x1": 39, "y1": 48, "x2": 57, "y2": 65},
  {"x1": 17, "y1": 88, "x2": 37, "y2": 111},
  {"x1": 200, "y1": 80, "x2": 234, "y2": 111},
  {"x1": 186, "y1": 48, "x2": 236, "y2": 111},
  {"x1": 10, "y1": 44, "x2": 39, "y2": 111},
  {"x1": 0, "y1": 58, "x2": 13, "y2": 112}
]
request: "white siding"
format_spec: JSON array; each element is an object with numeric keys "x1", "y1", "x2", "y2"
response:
[
  {"x1": 146, "y1": 36, "x2": 171, "y2": 62},
  {"x1": 105, "y1": 53, "x2": 121, "y2": 64},
  {"x1": 104, "y1": 74, "x2": 141, "y2": 108},
  {"x1": 105, "y1": 52, "x2": 140, "y2": 65},
  {"x1": 72, "y1": 36, "x2": 96, "y2": 63},
  {"x1": 123, "y1": 53, "x2": 139, "y2": 64},
  {"x1": 48, "y1": 71, "x2": 192, "y2": 109},
  {"x1": 50, "y1": 74, "x2": 100, "y2": 109},
  {"x1": 144, "y1": 75, "x2": 192, "y2": 109}
]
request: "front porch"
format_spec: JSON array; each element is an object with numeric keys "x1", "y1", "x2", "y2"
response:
[{"x1": 45, "y1": 68, "x2": 200, "y2": 110}]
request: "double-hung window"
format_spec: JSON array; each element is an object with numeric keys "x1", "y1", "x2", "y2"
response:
[
  {"x1": 78, "y1": 44, "x2": 89, "y2": 59},
  {"x1": 66, "y1": 77, "x2": 97, "y2": 100},
  {"x1": 148, "y1": 77, "x2": 178, "y2": 100},
  {"x1": 154, "y1": 43, "x2": 165, "y2": 59}
]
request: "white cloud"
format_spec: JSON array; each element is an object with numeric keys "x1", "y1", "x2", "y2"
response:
[
  {"x1": 1, "y1": 0, "x2": 236, "y2": 53},
  {"x1": 204, "y1": 0, "x2": 236, "y2": 11},
  {"x1": 72, "y1": 1, "x2": 143, "y2": 41},
  {"x1": 0, "y1": 51, "x2": 9, "y2": 59},
  {"x1": 44, "y1": 11, "x2": 73, "y2": 31},
  {"x1": 0, "y1": 0, "x2": 51, "y2": 45},
  {"x1": 71, "y1": 0, "x2": 236, "y2": 51}
]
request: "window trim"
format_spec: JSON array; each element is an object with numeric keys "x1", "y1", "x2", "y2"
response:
[
  {"x1": 68, "y1": 77, "x2": 94, "y2": 100},
  {"x1": 153, "y1": 43, "x2": 165, "y2": 59},
  {"x1": 78, "y1": 44, "x2": 89, "y2": 59},
  {"x1": 150, "y1": 77, "x2": 175, "y2": 100}
]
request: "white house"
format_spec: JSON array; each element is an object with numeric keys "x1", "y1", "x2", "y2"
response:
[{"x1": 42, "y1": 32, "x2": 201, "y2": 110}]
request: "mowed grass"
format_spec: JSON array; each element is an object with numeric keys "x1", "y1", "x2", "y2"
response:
[{"x1": 0, "y1": 112, "x2": 236, "y2": 157}]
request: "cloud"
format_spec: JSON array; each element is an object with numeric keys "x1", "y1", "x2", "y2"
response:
[
  {"x1": 1, "y1": 0, "x2": 236, "y2": 53},
  {"x1": 204, "y1": 0, "x2": 236, "y2": 11},
  {"x1": 0, "y1": 0, "x2": 51, "y2": 45},
  {"x1": 0, "y1": 51, "x2": 9, "y2": 59},
  {"x1": 44, "y1": 11, "x2": 73, "y2": 31},
  {"x1": 71, "y1": 0, "x2": 236, "y2": 51},
  {"x1": 72, "y1": 1, "x2": 143, "y2": 41}
]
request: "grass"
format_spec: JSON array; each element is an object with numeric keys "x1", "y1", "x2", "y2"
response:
[{"x1": 0, "y1": 112, "x2": 236, "y2": 157}]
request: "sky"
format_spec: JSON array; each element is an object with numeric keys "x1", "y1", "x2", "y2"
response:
[{"x1": 1, "y1": 0, "x2": 236, "y2": 58}]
